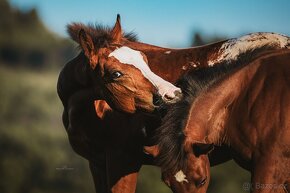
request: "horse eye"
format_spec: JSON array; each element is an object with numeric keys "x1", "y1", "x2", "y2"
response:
[{"x1": 111, "y1": 71, "x2": 123, "y2": 79}]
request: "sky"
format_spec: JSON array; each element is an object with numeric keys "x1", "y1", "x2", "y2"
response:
[{"x1": 9, "y1": 0, "x2": 290, "y2": 47}]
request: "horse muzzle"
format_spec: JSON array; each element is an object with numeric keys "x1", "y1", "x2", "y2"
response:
[{"x1": 162, "y1": 89, "x2": 183, "y2": 104}]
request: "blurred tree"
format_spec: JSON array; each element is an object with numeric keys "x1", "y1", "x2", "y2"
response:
[
  {"x1": 0, "y1": 0, "x2": 76, "y2": 69},
  {"x1": 191, "y1": 31, "x2": 227, "y2": 46},
  {"x1": 192, "y1": 33, "x2": 205, "y2": 46}
]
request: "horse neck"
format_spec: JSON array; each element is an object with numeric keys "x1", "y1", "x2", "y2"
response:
[
  {"x1": 187, "y1": 50, "x2": 290, "y2": 167},
  {"x1": 124, "y1": 40, "x2": 227, "y2": 82},
  {"x1": 184, "y1": 60, "x2": 263, "y2": 146}
]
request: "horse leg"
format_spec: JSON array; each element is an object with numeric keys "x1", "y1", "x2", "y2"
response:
[
  {"x1": 105, "y1": 148, "x2": 142, "y2": 193},
  {"x1": 110, "y1": 172, "x2": 138, "y2": 193},
  {"x1": 251, "y1": 155, "x2": 288, "y2": 193},
  {"x1": 89, "y1": 162, "x2": 108, "y2": 193}
]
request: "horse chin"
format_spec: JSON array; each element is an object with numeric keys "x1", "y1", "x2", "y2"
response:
[
  {"x1": 138, "y1": 107, "x2": 155, "y2": 115},
  {"x1": 163, "y1": 96, "x2": 182, "y2": 105},
  {"x1": 135, "y1": 103, "x2": 155, "y2": 114}
]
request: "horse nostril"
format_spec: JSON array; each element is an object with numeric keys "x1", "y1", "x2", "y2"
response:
[
  {"x1": 153, "y1": 94, "x2": 163, "y2": 106},
  {"x1": 197, "y1": 176, "x2": 207, "y2": 187},
  {"x1": 174, "y1": 89, "x2": 182, "y2": 97},
  {"x1": 164, "y1": 93, "x2": 174, "y2": 100},
  {"x1": 163, "y1": 89, "x2": 182, "y2": 103}
]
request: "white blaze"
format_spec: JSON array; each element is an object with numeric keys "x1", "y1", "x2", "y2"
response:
[
  {"x1": 109, "y1": 46, "x2": 181, "y2": 100},
  {"x1": 208, "y1": 32, "x2": 290, "y2": 66},
  {"x1": 174, "y1": 170, "x2": 189, "y2": 183}
]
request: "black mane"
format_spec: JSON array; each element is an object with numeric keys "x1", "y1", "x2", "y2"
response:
[
  {"x1": 67, "y1": 22, "x2": 138, "y2": 48},
  {"x1": 155, "y1": 48, "x2": 269, "y2": 172}
]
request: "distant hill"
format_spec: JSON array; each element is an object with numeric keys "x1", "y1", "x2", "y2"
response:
[{"x1": 0, "y1": 0, "x2": 76, "y2": 69}]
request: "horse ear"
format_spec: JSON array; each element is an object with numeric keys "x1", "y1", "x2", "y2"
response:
[
  {"x1": 94, "y1": 100, "x2": 112, "y2": 119},
  {"x1": 192, "y1": 143, "x2": 214, "y2": 157},
  {"x1": 79, "y1": 29, "x2": 98, "y2": 69},
  {"x1": 111, "y1": 14, "x2": 122, "y2": 43}
]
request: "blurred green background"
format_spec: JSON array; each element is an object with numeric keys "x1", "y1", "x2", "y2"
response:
[{"x1": 0, "y1": 0, "x2": 252, "y2": 192}]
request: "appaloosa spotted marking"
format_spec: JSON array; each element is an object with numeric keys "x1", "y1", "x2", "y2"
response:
[{"x1": 208, "y1": 32, "x2": 290, "y2": 66}]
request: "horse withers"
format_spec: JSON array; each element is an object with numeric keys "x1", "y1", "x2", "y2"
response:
[{"x1": 156, "y1": 50, "x2": 290, "y2": 193}]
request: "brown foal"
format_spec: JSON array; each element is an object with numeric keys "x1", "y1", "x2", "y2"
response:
[{"x1": 156, "y1": 50, "x2": 290, "y2": 193}]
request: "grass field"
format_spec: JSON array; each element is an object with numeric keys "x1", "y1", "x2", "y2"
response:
[{"x1": 0, "y1": 66, "x2": 250, "y2": 193}]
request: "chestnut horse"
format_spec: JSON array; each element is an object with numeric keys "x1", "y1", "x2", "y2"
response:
[
  {"x1": 57, "y1": 14, "x2": 290, "y2": 193},
  {"x1": 156, "y1": 50, "x2": 290, "y2": 193}
]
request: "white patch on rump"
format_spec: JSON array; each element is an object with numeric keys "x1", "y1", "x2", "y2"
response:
[
  {"x1": 174, "y1": 170, "x2": 189, "y2": 183},
  {"x1": 109, "y1": 46, "x2": 181, "y2": 101},
  {"x1": 208, "y1": 32, "x2": 290, "y2": 66}
]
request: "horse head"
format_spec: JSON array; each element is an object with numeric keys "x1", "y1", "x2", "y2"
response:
[
  {"x1": 67, "y1": 15, "x2": 182, "y2": 113},
  {"x1": 144, "y1": 145, "x2": 210, "y2": 193}
]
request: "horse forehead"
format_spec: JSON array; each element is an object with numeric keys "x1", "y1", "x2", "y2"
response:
[
  {"x1": 174, "y1": 170, "x2": 189, "y2": 183},
  {"x1": 108, "y1": 46, "x2": 149, "y2": 69}
]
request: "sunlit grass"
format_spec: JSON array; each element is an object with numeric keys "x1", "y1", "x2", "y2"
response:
[{"x1": 137, "y1": 165, "x2": 171, "y2": 193}]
